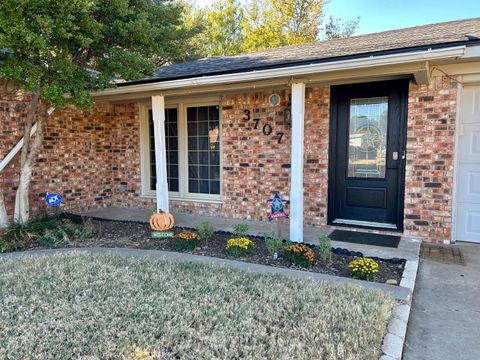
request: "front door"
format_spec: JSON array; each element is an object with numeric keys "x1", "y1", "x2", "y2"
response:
[
  {"x1": 328, "y1": 80, "x2": 408, "y2": 230},
  {"x1": 455, "y1": 85, "x2": 480, "y2": 243}
]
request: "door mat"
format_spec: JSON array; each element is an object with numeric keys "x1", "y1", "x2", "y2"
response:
[
  {"x1": 329, "y1": 230, "x2": 401, "y2": 248},
  {"x1": 420, "y1": 243, "x2": 465, "y2": 265}
]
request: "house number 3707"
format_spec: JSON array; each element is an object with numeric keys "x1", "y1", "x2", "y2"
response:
[{"x1": 243, "y1": 109, "x2": 284, "y2": 144}]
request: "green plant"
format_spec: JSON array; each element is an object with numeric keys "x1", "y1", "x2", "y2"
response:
[
  {"x1": 283, "y1": 243, "x2": 315, "y2": 268},
  {"x1": 318, "y1": 234, "x2": 332, "y2": 263},
  {"x1": 0, "y1": 0, "x2": 193, "y2": 224},
  {"x1": 172, "y1": 230, "x2": 201, "y2": 251},
  {"x1": 1, "y1": 215, "x2": 59, "y2": 252},
  {"x1": 36, "y1": 228, "x2": 69, "y2": 247},
  {"x1": 0, "y1": 215, "x2": 96, "y2": 252},
  {"x1": 197, "y1": 222, "x2": 215, "y2": 241},
  {"x1": 348, "y1": 257, "x2": 379, "y2": 280},
  {"x1": 263, "y1": 232, "x2": 283, "y2": 255},
  {"x1": 225, "y1": 237, "x2": 254, "y2": 257},
  {"x1": 233, "y1": 223, "x2": 249, "y2": 236}
]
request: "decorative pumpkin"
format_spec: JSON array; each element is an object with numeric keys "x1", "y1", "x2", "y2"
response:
[{"x1": 149, "y1": 210, "x2": 174, "y2": 231}]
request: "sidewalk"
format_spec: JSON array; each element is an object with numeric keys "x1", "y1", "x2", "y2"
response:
[{"x1": 403, "y1": 242, "x2": 480, "y2": 360}]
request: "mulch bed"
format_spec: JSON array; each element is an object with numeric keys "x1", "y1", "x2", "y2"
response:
[{"x1": 70, "y1": 219, "x2": 405, "y2": 285}]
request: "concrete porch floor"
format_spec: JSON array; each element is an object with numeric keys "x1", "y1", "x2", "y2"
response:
[{"x1": 81, "y1": 206, "x2": 421, "y2": 261}]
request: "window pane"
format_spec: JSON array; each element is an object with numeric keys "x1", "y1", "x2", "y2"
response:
[
  {"x1": 189, "y1": 165, "x2": 199, "y2": 179},
  {"x1": 169, "y1": 179, "x2": 179, "y2": 192},
  {"x1": 187, "y1": 105, "x2": 221, "y2": 195},
  {"x1": 188, "y1": 151, "x2": 198, "y2": 165},
  {"x1": 199, "y1": 180, "x2": 209, "y2": 194},
  {"x1": 198, "y1": 106, "x2": 208, "y2": 121},
  {"x1": 187, "y1": 121, "x2": 197, "y2": 136},
  {"x1": 199, "y1": 165, "x2": 209, "y2": 179},
  {"x1": 348, "y1": 97, "x2": 388, "y2": 178},
  {"x1": 168, "y1": 164, "x2": 178, "y2": 178},
  {"x1": 188, "y1": 137, "x2": 198, "y2": 150},
  {"x1": 199, "y1": 151, "x2": 208, "y2": 165},
  {"x1": 148, "y1": 108, "x2": 179, "y2": 192},
  {"x1": 198, "y1": 121, "x2": 209, "y2": 136},
  {"x1": 189, "y1": 180, "x2": 198, "y2": 193},
  {"x1": 210, "y1": 181, "x2": 220, "y2": 195},
  {"x1": 198, "y1": 137, "x2": 209, "y2": 150},
  {"x1": 210, "y1": 165, "x2": 220, "y2": 180}
]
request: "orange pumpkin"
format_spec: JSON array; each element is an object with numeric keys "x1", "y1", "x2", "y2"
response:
[{"x1": 150, "y1": 211, "x2": 174, "y2": 231}]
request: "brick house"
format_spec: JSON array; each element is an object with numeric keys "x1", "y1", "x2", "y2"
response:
[{"x1": 1, "y1": 18, "x2": 480, "y2": 244}]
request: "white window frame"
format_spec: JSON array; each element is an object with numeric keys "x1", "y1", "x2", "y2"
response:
[{"x1": 139, "y1": 101, "x2": 223, "y2": 203}]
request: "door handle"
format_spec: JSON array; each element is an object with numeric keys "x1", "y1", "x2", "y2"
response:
[{"x1": 392, "y1": 151, "x2": 398, "y2": 160}]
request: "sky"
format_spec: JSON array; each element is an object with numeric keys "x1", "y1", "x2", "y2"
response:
[{"x1": 193, "y1": 0, "x2": 480, "y2": 35}]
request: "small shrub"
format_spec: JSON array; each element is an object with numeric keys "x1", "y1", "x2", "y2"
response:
[
  {"x1": 263, "y1": 232, "x2": 283, "y2": 255},
  {"x1": 233, "y1": 223, "x2": 249, "y2": 236},
  {"x1": 173, "y1": 230, "x2": 201, "y2": 251},
  {"x1": 348, "y1": 257, "x2": 379, "y2": 280},
  {"x1": 225, "y1": 237, "x2": 254, "y2": 257},
  {"x1": 197, "y1": 222, "x2": 215, "y2": 241},
  {"x1": 36, "y1": 227, "x2": 69, "y2": 247},
  {"x1": 0, "y1": 215, "x2": 96, "y2": 252},
  {"x1": 318, "y1": 234, "x2": 332, "y2": 263},
  {"x1": 283, "y1": 243, "x2": 314, "y2": 268}
]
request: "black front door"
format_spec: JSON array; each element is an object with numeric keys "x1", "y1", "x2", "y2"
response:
[{"x1": 328, "y1": 80, "x2": 408, "y2": 230}]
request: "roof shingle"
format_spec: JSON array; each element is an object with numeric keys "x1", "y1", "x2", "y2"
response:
[{"x1": 138, "y1": 17, "x2": 480, "y2": 83}]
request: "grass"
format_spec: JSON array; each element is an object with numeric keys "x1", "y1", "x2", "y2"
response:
[{"x1": 0, "y1": 253, "x2": 394, "y2": 359}]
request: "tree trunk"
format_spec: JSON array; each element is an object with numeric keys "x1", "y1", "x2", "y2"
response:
[
  {"x1": 0, "y1": 190, "x2": 7, "y2": 229},
  {"x1": 13, "y1": 88, "x2": 52, "y2": 224}
]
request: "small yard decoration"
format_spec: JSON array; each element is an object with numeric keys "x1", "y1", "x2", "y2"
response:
[
  {"x1": 283, "y1": 243, "x2": 314, "y2": 268},
  {"x1": 225, "y1": 237, "x2": 254, "y2": 257},
  {"x1": 348, "y1": 257, "x2": 379, "y2": 280},
  {"x1": 173, "y1": 230, "x2": 200, "y2": 251},
  {"x1": 267, "y1": 192, "x2": 288, "y2": 258},
  {"x1": 149, "y1": 210, "x2": 174, "y2": 238},
  {"x1": 45, "y1": 193, "x2": 62, "y2": 207}
]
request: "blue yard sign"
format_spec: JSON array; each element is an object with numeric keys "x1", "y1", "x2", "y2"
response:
[
  {"x1": 267, "y1": 192, "x2": 288, "y2": 221},
  {"x1": 45, "y1": 193, "x2": 62, "y2": 207}
]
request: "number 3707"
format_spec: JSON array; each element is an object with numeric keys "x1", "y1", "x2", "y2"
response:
[{"x1": 243, "y1": 109, "x2": 284, "y2": 144}]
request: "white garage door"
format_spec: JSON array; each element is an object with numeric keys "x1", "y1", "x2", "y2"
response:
[{"x1": 456, "y1": 85, "x2": 480, "y2": 243}]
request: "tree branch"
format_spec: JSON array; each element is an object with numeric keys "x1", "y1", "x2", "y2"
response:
[{"x1": 20, "y1": 86, "x2": 41, "y2": 168}]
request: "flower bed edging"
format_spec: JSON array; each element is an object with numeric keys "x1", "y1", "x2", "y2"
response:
[
  {"x1": 0, "y1": 247, "x2": 413, "y2": 302},
  {"x1": 380, "y1": 252, "x2": 420, "y2": 359}
]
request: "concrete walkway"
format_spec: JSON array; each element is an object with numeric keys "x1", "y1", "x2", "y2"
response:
[
  {"x1": 82, "y1": 207, "x2": 421, "y2": 261},
  {"x1": 403, "y1": 242, "x2": 480, "y2": 360}
]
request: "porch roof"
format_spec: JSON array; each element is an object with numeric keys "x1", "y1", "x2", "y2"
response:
[{"x1": 123, "y1": 17, "x2": 480, "y2": 85}]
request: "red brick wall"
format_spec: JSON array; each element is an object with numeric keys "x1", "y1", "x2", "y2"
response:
[
  {"x1": 221, "y1": 90, "x2": 292, "y2": 221},
  {"x1": 0, "y1": 77, "x2": 457, "y2": 243},
  {"x1": 404, "y1": 76, "x2": 457, "y2": 243},
  {"x1": 0, "y1": 93, "x2": 138, "y2": 218}
]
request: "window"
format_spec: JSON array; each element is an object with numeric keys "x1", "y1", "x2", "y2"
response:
[
  {"x1": 187, "y1": 106, "x2": 220, "y2": 195},
  {"x1": 142, "y1": 102, "x2": 221, "y2": 200},
  {"x1": 348, "y1": 97, "x2": 388, "y2": 178},
  {"x1": 148, "y1": 109, "x2": 179, "y2": 192}
]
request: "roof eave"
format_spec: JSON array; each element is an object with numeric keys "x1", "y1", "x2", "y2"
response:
[{"x1": 93, "y1": 45, "x2": 467, "y2": 99}]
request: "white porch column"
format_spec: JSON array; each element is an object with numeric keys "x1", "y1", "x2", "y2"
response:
[
  {"x1": 289, "y1": 82, "x2": 306, "y2": 243},
  {"x1": 151, "y1": 95, "x2": 169, "y2": 212}
]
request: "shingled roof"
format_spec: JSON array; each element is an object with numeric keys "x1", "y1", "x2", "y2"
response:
[{"x1": 125, "y1": 17, "x2": 480, "y2": 85}]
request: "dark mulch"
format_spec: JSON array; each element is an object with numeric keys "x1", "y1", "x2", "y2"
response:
[{"x1": 70, "y1": 219, "x2": 405, "y2": 285}]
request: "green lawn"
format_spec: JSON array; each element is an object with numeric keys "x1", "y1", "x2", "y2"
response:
[{"x1": 0, "y1": 253, "x2": 393, "y2": 359}]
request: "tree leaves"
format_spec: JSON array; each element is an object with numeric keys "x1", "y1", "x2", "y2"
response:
[
  {"x1": 185, "y1": 0, "x2": 359, "y2": 57},
  {"x1": 0, "y1": 0, "x2": 193, "y2": 108}
]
